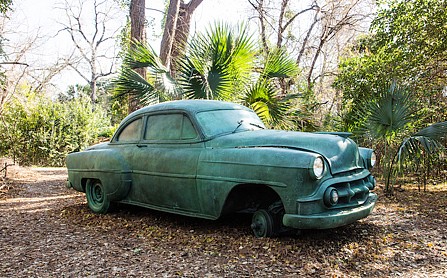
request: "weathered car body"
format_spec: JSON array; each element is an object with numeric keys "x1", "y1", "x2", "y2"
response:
[{"x1": 66, "y1": 100, "x2": 377, "y2": 237}]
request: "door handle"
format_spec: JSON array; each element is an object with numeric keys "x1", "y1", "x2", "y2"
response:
[{"x1": 136, "y1": 144, "x2": 147, "y2": 148}]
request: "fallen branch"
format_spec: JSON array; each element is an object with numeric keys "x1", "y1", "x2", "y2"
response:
[{"x1": 0, "y1": 162, "x2": 15, "y2": 178}]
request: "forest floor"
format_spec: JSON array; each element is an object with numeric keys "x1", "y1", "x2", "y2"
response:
[{"x1": 0, "y1": 163, "x2": 446, "y2": 277}]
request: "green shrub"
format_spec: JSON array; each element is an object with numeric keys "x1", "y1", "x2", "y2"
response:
[{"x1": 0, "y1": 92, "x2": 111, "y2": 166}]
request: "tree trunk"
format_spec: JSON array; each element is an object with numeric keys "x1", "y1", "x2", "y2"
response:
[
  {"x1": 248, "y1": 0, "x2": 269, "y2": 55},
  {"x1": 276, "y1": 0, "x2": 288, "y2": 49},
  {"x1": 129, "y1": 0, "x2": 146, "y2": 112},
  {"x1": 160, "y1": 0, "x2": 203, "y2": 75},
  {"x1": 170, "y1": 0, "x2": 203, "y2": 76},
  {"x1": 160, "y1": 0, "x2": 181, "y2": 71},
  {"x1": 90, "y1": 80, "x2": 97, "y2": 104}
]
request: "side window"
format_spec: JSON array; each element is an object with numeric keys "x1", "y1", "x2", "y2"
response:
[
  {"x1": 181, "y1": 115, "x2": 197, "y2": 139},
  {"x1": 144, "y1": 114, "x2": 198, "y2": 141},
  {"x1": 117, "y1": 118, "x2": 142, "y2": 142}
]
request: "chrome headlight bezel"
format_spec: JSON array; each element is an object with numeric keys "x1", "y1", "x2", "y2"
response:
[
  {"x1": 358, "y1": 148, "x2": 377, "y2": 170},
  {"x1": 370, "y1": 151, "x2": 377, "y2": 168},
  {"x1": 310, "y1": 156, "x2": 325, "y2": 180},
  {"x1": 324, "y1": 187, "x2": 339, "y2": 207}
]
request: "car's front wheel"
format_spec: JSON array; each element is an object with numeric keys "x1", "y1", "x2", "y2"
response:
[
  {"x1": 251, "y1": 209, "x2": 275, "y2": 238},
  {"x1": 86, "y1": 180, "x2": 110, "y2": 214}
]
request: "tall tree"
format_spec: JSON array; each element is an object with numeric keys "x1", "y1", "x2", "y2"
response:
[
  {"x1": 59, "y1": 0, "x2": 123, "y2": 105},
  {"x1": 159, "y1": 0, "x2": 203, "y2": 75},
  {"x1": 249, "y1": 0, "x2": 372, "y2": 89},
  {"x1": 249, "y1": 0, "x2": 374, "y2": 127},
  {"x1": 159, "y1": 0, "x2": 180, "y2": 72},
  {"x1": 0, "y1": 2, "x2": 74, "y2": 116},
  {"x1": 129, "y1": 0, "x2": 147, "y2": 112},
  {"x1": 335, "y1": 0, "x2": 447, "y2": 130}
]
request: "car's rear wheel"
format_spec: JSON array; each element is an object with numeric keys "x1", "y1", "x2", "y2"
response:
[
  {"x1": 251, "y1": 209, "x2": 274, "y2": 238},
  {"x1": 86, "y1": 180, "x2": 110, "y2": 214}
]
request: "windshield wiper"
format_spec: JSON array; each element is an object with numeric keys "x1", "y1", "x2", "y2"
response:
[
  {"x1": 232, "y1": 120, "x2": 244, "y2": 133},
  {"x1": 249, "y1": 122, "x2": 265, "y2": 129}
]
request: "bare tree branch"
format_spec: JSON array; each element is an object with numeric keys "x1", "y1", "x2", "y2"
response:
[{"x1": 58, "y1": 0, "x2": 123, "y2": 104}]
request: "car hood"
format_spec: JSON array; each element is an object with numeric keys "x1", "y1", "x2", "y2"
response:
[{"x1": 207, "y1": 130, "x2": 363, "y2": 175}]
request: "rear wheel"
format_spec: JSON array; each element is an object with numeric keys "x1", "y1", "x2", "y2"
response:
[{"x1": 86, "y1": 180, "x2": 110, "y2": 214}]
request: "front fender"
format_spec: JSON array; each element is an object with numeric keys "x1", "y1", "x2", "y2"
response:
[{"x1": 196, "y1": 147, "x2": 319, "y2": 217}]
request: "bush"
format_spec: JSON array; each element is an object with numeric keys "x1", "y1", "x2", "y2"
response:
[{"x1": 0, "y1": 92, "x2": 111, "y2": 166}]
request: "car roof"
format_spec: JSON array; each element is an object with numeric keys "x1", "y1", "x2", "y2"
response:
[{"x1": 123, "y1": 100, "x2": 251, "y2": 122}]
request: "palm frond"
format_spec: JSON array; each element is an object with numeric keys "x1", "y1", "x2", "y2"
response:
[
  {"x1": 397, "y1": 121, "x2": 447, "y2": 162},
  {"x1": 262, "y1": 48, "x2": 299, "y2": 79},
  {"x1": 413, "y1": 121, "x2": 447, "y2": 140},
  {"x1": 242, "y1": 80, "x2": 290, "y2": 126},
  {"x1": 177, "y1": 58, "x2": 208, "y2": 99},
  {"x1": 114, "y1": 67, "x2": 158, "y2": 104},
  {"x1": 178, "y1": 56, "x2": 232, "y2": 100},
  {"x1": 178, "y1": 22, "x2": 255, "y2": 101},
  {"x1": 115, "y1": 41, "x2": 181, "y2": 104},
  {"x1": 124, "y1": 41, "x2": 167, "y2": 73},
  {"x1": 359, "y1": 83, "x2": 415, "y2": 141}
]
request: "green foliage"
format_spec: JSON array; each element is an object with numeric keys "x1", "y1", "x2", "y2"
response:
[
  {"x1": 58, "y1": 84, "x2": 91, "y2": 102},
  {"x1": 115, "y1": 41, "x2": 180, "y2": 104},
  {"x1": 0, "y1": 92, "x2": 111, "y2": 166},
  {"x1": 0, "y1": 0, "x2": 12, "y2": 14},
  {"x1": 60, "y1": 80, "x2": 125, "y2": 126},
  {"x1": 334, "y1": 0, "x2": 447, "y2": 191},
  {"x1": 241, "y1": 80, "x2": 289, "y2": 127},
  {"x1": 395, "y1": 121, "x2": 447, "y2": 191},
  {"x1": 177, "y1": 23, "x2": 255, "y2": 100},
  {"x1": 335, "y1": 0, "x2": 447, "y2": 129},
  {"x1": 353, "y1": 83, "x2": 416, "y2": 193},
  {"x1": 115, "y1": 23, "x2": 302, "y2": 129},
  {"x1": 358, "y1": 83, "x2": 415, "y2": 144},
  {"x1": 262, "y1": 48, "x2": 299, "y2": 79}
]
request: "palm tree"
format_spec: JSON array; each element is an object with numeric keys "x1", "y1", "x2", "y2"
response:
[
  {"x1": 241, "y1": 48, "x2": 300, "y2": 128},
  {"x1": 177, "y1": 23, "x2": 255, "y2": 101},
  {"x1": 395, "y1": 121, "x2": 447, "y2": 191},
  {"x1": 114, "y1": 41, "x2": 180, "y2": 104},
  {"x1": 114, "y1": 23, "x2": 299, "y2": 128},
  {"x1": 357, "y1": 82, "x2": 415, "y2": 193}
]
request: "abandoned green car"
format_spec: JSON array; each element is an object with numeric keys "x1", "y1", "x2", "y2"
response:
[{"x1": 66, "y1": 100, "x2": 377, "y2": 237}]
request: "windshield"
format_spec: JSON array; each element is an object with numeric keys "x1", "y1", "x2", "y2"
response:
[{"x1": 196, "y1": 109, "x2": 266, "y2": 138}]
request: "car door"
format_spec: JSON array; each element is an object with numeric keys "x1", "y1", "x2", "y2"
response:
[{"x1": 128, "y1": 112, "x2": 204, "y2": 213}]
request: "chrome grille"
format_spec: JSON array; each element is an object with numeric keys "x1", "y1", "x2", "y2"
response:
[{"x1": 331, "y1": 175, "x2": 374, "y2": 208}]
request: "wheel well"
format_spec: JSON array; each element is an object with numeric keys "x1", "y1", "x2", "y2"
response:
[
  {"x1": 221, "y1": 184, "x2": 282, "y2": 216},
  {"x1": 81, "y1": 178, "x2": 98, "y2": 192}
]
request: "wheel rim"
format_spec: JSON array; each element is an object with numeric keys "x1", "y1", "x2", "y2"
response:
[
  {"x1": 85, "y1": 180, "x2": 110, "y2": 214},
  {"x1": 251, "y1": 210, "x2": 273, "y2": 238},
  {"x1": 91, "y1": 183, "x2": 104, "y2": 204}
]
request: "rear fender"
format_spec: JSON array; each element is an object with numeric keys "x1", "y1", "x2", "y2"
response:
[{"x1": 66, "y1": 149, "x2": 131, "y2": 201}]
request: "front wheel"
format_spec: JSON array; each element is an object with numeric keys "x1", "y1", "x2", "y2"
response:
[
  {"x1": 251, "y1": 209, "x2": 275, "y2": 238},
  {"x1": 86, "y1": 180, "x2": 110, "y2": 214}
]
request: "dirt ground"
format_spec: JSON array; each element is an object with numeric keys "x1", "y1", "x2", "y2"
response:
[{"x1": 0, "y1": 164, "x2": 446, "y2": 277}]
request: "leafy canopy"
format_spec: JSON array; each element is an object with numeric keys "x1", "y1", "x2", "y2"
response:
[
  {"x1": 335, "y1": 0, "x2": 447, "y2": 133},
  {"x1": 114, "y1": 23, "x2": 300, "y2": 128}
]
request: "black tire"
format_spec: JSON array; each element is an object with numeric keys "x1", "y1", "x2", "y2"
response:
[
  {"x1": 251, "y1": 209, "x2": 274, "y2": 238},
  {"x1": 86, "y1": 180, "x2": 110, "y2": 214}
]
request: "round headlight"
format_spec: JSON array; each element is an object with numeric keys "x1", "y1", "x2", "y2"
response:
[
  {"x1": 370, "y1": 151, "x2": 377, "y2": 168},
  {"x1": 312, "y1": 156, "x2": 325, "y2": 179},
  {"x1": 324, "y1": 187, "x2": 339, "y2": 207}
]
